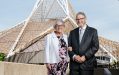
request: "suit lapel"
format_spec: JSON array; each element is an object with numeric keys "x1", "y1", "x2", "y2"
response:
[
  {"x1": 80, "y1": 26, "x2": 90, "y2": 46},
  {"x1": 75, "y1": 28, "x2": 80, "y2": 46}
]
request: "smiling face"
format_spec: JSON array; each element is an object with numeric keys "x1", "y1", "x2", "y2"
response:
[
  {"x1": 54, "y1": 24, "x2": 65, "y2": 33},
  {"x1": 76, "y1": 14, "x2": 87, "y2": 28}
]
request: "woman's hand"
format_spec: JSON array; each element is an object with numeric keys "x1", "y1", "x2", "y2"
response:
[
  {"x1": 68, "y1": 47, "x2": 72, "y2": 51},
  {"x1": 46, "y1": 64, "x2": 51, "y2": 70}
]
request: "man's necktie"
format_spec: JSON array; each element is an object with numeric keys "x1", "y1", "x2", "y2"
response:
[{"x1": 79, "y1": 28, "x2": 82, "y2": 43}]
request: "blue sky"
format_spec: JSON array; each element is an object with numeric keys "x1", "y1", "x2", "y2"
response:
[{"x1": 0, "y1": 0, "x2": 119, "y2": 42}]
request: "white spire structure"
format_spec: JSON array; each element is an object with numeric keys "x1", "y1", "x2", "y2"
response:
[{"x1": 6, "y1": 0, "x2": 77, "y2": 58}]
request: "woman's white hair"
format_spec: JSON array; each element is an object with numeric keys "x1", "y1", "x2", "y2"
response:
[{"x1": 54, "y1": 19, "x2": 65, "y2": 28}]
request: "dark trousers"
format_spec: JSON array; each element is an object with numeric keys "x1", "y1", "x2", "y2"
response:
[{"x1": 70, "y1": 70, "x2": 94, "y2": 75}]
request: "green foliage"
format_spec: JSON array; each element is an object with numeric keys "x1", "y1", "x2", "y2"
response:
[
  {"x1": 0, "y1": 53, "x2": 6, "y2": 61},
  {"x1": 109, "y1": 61, "x2": 119, "y2": 69}
]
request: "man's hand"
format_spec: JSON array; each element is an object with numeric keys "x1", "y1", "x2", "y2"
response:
[
  {"x1": 73, "y1": 55, "x2": 82, "y2": 63},
  {"x1": 73, "y1": 55, "x2": 86, "y2": 63},
  {"x1": 80, "y1": 56, "x2": 86, "y2": 62}
]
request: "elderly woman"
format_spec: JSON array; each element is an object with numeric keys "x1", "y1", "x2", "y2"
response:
[{"x1": 44, "y1": 19, "x2": 68, "y2": 75}]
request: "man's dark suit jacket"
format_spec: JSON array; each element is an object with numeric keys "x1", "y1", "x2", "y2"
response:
[{"x1": 68, "y1": 25, "x2": 99, "y2": 71}]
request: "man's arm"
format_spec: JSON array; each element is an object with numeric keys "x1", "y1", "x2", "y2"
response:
[
  {"x1": 84, "y1": 29, "x2": 99, "y2": 60},
  {"x1": 68, "y1": 31, "x2": 83, "y2": 63},
  {"x1": 68, "y1": 31, "x2": 75, "y2": 59}
]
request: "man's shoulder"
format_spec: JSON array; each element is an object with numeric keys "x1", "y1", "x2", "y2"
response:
[
  {"x1": 70, "y1": 27, "x2": 79, "y2": 33},
  {"x1": 70, "y1": 26, "x2": 97, "y2": 33},
  {"x1": 88, "y1": 26, "x2": 97, "y2": 32}
]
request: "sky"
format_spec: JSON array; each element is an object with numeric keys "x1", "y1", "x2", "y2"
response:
[{"x1": 0, "y1": 0, "x2": 119, "y2": 42}]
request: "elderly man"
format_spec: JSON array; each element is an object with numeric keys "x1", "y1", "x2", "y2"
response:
[{"x1": 68, "y1": 12, "x2": 99, "y2": 75}]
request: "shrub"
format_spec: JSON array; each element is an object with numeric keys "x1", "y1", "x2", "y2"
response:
[{"x1": 0, "y1": 53, "x2": 6, "y2": 61}]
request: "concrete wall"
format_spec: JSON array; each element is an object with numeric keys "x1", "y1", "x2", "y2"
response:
[
  {"x1": 2, "y1": 62, "x2": 118, "y2": 75},
  {"x1": 0, "y1": 62, "x2": 47, "y2": 75}
]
